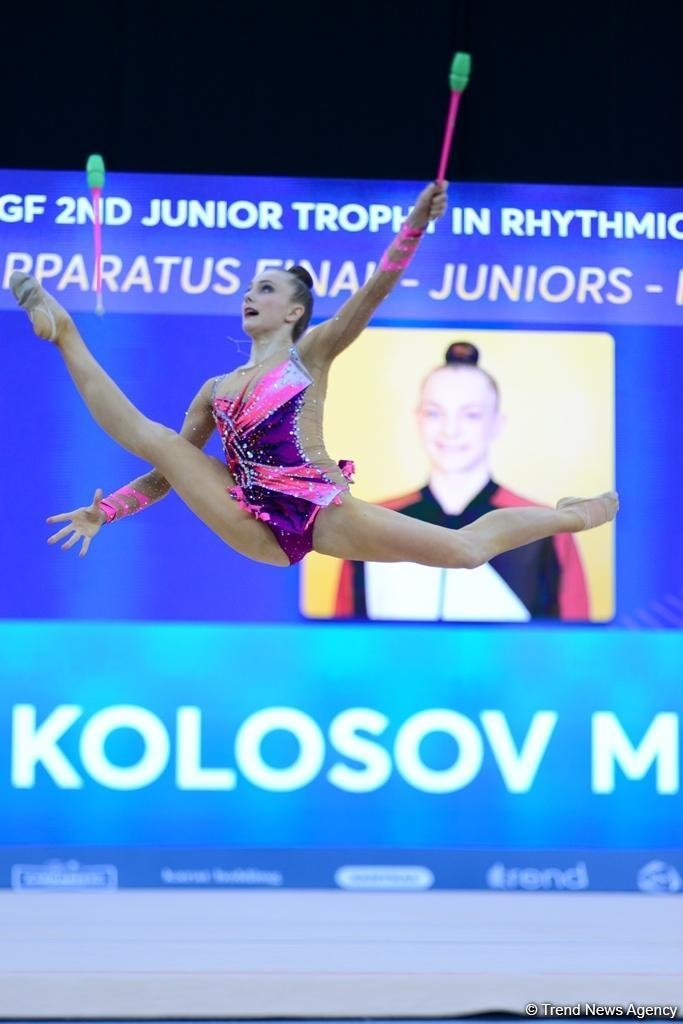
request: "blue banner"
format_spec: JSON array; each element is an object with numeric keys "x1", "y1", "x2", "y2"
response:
[
  {"x1": 0, "y1": 170, "x2": 682, "y2": 625},
  {"x1": 1, "y1": 622, "x2": 680, "y2": 862},
  {"x1": 3, "y1": 170, "x2": 683, "y2": 324}
]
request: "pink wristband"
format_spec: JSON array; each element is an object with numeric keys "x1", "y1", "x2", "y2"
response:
[
  {"x1": 379, "y1": 221, "x2": 425, "y2": 273},
  {"x1": 100, "y1": 485, "x2": 153, "y2": 524}
]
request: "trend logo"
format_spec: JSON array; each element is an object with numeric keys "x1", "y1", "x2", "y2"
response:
[{"x1": 486, "y1": 860, "x2": 590, "y2": 891}]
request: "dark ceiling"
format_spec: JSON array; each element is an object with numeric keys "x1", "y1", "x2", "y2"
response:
[{"x1": 4, "y1": 0, "x2": 683, "y2": 186}]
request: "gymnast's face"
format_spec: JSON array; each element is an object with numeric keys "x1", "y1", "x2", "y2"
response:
[
  {"x1": 242, "y1": 271, "x2": 304, "y2": 337},
  {"x1": 417, "y1": 366, "x2": 502, "y2": 475}
]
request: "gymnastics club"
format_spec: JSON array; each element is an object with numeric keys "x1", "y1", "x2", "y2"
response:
[
  {"x1": 436, "y1": 52, "x2": 471, "y2": 182},
  {"x1": 86, "y1": 153, "x2": 106, "y2": 315}
]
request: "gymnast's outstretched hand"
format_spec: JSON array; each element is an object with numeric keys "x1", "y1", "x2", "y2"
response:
[{"x1": 46, "y1": 487, "x2": 106, "y2": 557}]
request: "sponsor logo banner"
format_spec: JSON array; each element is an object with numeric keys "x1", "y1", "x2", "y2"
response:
[{"x1": 1, "y1": 848, "x2": 681, "y2": 892}]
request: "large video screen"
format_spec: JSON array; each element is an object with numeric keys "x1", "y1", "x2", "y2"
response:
[{"x1": 0, "y1": 170, "x2": 681, "y2": 893}]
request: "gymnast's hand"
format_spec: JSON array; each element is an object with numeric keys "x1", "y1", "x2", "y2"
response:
[
  {"x1": 408, "y1": 181, "x2": 449, "y2": 229},
  {"x1": 46, "y1": 487, "x2": 106, "y2": 557}
]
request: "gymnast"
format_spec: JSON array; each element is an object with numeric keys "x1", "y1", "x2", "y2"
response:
[{"x1": 10, "y1": 181, "x2": 618, "y2": 569}]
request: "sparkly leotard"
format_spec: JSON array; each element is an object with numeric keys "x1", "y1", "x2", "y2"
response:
[{"x1": 211, "y1": 347, "x2": 354, "y2": 565}]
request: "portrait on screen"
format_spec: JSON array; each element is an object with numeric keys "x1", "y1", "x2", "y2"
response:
[{"x1": 300, "y1": 327, "x2": 615, "y2": 623}]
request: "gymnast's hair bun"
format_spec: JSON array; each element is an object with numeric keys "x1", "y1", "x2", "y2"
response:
[
  {"x1": 445, "y1": 341, "x2": 479, "y2": 365},
  {"x1": 287, "y1": 265, "x2": 314, "y2": 290}
]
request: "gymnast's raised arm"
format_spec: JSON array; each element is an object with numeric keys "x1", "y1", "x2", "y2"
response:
[{"x1": 297, "y1": 181, "x2": 448, "y2": 368}]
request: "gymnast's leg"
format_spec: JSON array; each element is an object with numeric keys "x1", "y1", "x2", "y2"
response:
[
  {"x1": 10, "y1": 273, "x2": 289, "y2": 566},
  {"x1": 313, "y1": 492, "x2": 618, "y2": 568}
]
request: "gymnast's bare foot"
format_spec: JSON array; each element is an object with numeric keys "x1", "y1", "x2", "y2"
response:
[
  {"x1": 556, "y1": 491, "x2": 619, "y2": 531},
  {"x1": 10, "y1": 272, "x2": 72, "y2": 343}
]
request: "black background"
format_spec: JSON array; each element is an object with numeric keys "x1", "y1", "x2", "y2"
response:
[{"x1": 4, "y1": 0, "x2": 683, "y2": 186}]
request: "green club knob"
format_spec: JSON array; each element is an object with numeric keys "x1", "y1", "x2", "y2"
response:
[
  {"x1": 86, "y1": 154, "x2": 106, "y2": 190},
  {"x1": 449, "y1": 52, "x2": 471, "y2": 92}
]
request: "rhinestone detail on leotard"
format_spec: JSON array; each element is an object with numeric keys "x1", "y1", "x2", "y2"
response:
[{"x1": 211, "y1": 348, "x2": 354, "y2": 536}]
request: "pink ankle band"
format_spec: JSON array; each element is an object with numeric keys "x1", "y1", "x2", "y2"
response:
[
  {"x1": 379, "y1": 221, "x2": 425, "y2": 273},
  {"x1": 100, "y1": 485, "x2": 153, "y2": 524}
]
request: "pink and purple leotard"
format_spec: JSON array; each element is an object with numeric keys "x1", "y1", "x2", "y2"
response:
[{"x1": 211, "y1": 347, "x2": 353, "y2": 565}]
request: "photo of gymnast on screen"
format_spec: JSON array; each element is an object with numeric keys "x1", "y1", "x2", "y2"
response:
[{"x1": 334, "y1": 342, "x2": 589, "y2": 622}]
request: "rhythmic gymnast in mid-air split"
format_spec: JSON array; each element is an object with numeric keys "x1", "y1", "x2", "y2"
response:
[{"x1": 10, "y1": 180, "x2": 618, "y2": 572}]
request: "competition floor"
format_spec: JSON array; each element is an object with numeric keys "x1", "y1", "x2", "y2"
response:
[{"x1": 1, "y1": 890, "x2": 681, "y2": 1019}]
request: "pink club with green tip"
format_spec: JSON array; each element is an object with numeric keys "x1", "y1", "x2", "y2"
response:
[{"x1": 436, "y1": 52, "x2": 471, "y2": 182}]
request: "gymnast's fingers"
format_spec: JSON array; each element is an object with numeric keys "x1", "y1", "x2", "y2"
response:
[
  {"x1": 46, "y1": 511, "x2": 73, "y2": 524},
  {"x1": 48, "y1": 524, "x2": 74, "y2": 545},
  {"x1": 61, "y1": 531, "x2": 81, "y2": 551},
  {"x1": 431, "y1": 188, "x2": 448, "y2": 217},
  {"x1": 79, "y1": 536, "x2": 92, "y2": 558}
]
